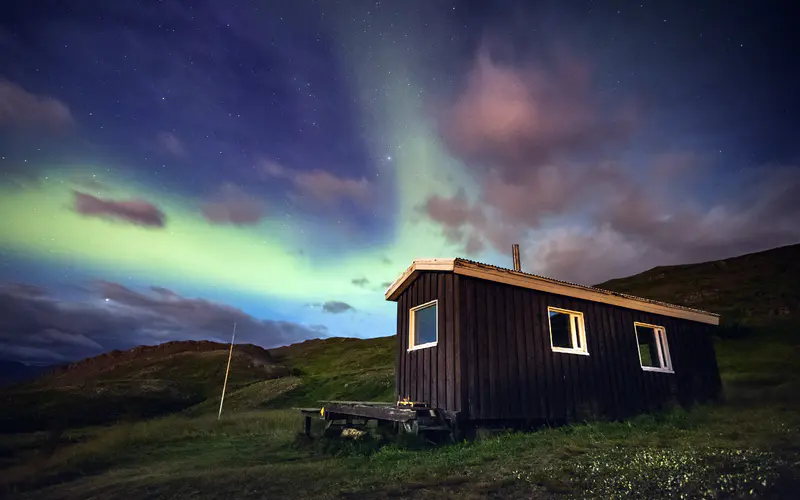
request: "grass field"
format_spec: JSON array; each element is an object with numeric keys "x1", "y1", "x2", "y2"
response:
[{"x1": 1, "y1": 324, "x2": 798, "y2": 499}]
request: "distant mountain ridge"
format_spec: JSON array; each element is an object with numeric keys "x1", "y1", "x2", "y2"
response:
[
  {"x1": 595, "y1": 243, "x2": 800, "y2": 325},
  {"x1": 41, "y1": 340, "x2": 275, "y2": 385},
  {"x1": 0, "y1": 361, "x2": 55, "y2": 386},
  {"x1": 2, "y1": 340, "x2": 290, "y2": 432}
]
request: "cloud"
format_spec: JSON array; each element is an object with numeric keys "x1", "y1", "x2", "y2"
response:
[
  {"x1": 71, "y1": 176, "x2": 112, "y2": 192},
  {"x1": 156, "y1": 131, "x2": 187, "y2": 158},
  {"x1": 351, "y1": 277, "x2": 369, "y2": 288},
  {"x1": 1, "y1": 282, "x2": 47, "y2": 298},
  {"x1": 351, "y1": 278, "x2": 398, "y2": 294},
  {"x1": 426, "y1": 188, "x2": 486, "y2": 229},
  {"x1": 523, "y1": 165, "x2": 800, "y2": 284},
  {"x1": 602, "y1": 166, "x2": 800, "y2": 264},
  {"x1": 525, "y1": 225, "x2": 642, "y2": 285},
  {"x1": 0, "y1": 161, "x2": 41, "y2": 189},
  {"x1": 425, "y1": 44, "x2": 640, "y2": 262},
  {"x1": 0, "y1": 281, "x2": 327, "y2": 364},
  {"x1": 441, "y1": 46, "x2": 636, "y2": 175},
  {"x1": 201, "y1": 183, "x2": 268, "y2": 226},
  {"x1": 258, "y1": 160, "x2": 288, "y2": 178},
  {"x1": 292, "y1": 170, "x2": 372, "y2": 208},
  {"x1": 424, "y1": 188, "x2": 516, "y2": 256},
  {"x1": 73, "y1": 190, "x2": 166, "y2": 227},
  {"x1": 430, "y1": 162, "x2": 800, "y2": 283},
  {"x1": 321, "y1": 301, "x2": 355, "y2": 314},
  {"x1": 0, "y1": 79, "x2": 74, "y2": 131},
  {"x1": 0, "y1": 343, "x2": 67, "y2": 363},
  {"x1": 258, "y1": 159, "x2": 373, "y2": 209},
  {"x1": 424, "y1": 42, "x2": 800, "y2": 283}
]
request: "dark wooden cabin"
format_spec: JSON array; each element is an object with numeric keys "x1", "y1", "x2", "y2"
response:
[{"x1": 385, "y1": 257, "x2": 723, "y2": 424}]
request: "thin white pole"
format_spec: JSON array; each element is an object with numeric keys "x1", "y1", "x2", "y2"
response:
[{"x1": 218, "y1": 322, "x2": 237, "y2": 420}]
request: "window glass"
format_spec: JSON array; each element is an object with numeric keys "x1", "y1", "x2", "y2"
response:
[
  {"x1": 634, "y1": 323, "x2": 672, "y2": 371},
  {"x1": 413, "y1": 303, "x2": 437, "y2": 346},
  {"x1": 636, "y1": 325, "x2": 660, "y2": 367},
  {"x1": 548, "y1": 307, "x2": 587, "y2": 354},
  {"x1": 549, "y1": 310, "x2": 572, "y2": 348}
]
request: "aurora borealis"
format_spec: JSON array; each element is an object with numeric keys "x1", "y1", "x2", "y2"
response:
[{"x1": 1, "y1": 1, "x2": 798, "y2": 364}]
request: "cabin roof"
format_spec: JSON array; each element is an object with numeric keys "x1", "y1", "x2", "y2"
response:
[{"x1": 384, "y1": 258, "x2": 720, "y2": 325}]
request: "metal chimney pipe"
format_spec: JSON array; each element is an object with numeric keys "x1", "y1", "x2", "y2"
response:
[{"x1": 512, "y1": 244, "x2": 521, "y2": 272}]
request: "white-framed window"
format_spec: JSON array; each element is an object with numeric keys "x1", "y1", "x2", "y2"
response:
[
  {"x1": 634, "y1": 322, "x2": 673, "y2": 373},
  {"x1": 409, "y1": 300, "x2": 438, "y2": 351},
  {"x1": 548, "y1": 306, "x2": 588, "y2": 355}
]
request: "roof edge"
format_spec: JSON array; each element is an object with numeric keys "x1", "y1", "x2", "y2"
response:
[
  {"x1": 453, "y1": 259, "x2": 719, "y2": 325},
  {"x1": 384, "y1": 259, "x2": 455, "y2": 301},
  {"x1": 385, "y1": 257, "x2": 720, "y2": 325}
]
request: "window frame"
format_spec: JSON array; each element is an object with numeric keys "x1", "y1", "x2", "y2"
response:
[
  {"x1": 547, "y1": 306, "x2": 589, "y2": 355},
  {"x1": 408, "y1": 299, "x2": 438, "y2": 351},
  {"x1": 633, "y1": 322, "x2": 674, "y2": 373}
]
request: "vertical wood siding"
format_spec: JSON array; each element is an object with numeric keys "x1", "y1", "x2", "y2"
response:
[
  {"x1": 456, "y1": 275, "x2": 723, "y2": 421},
  {"x1": 396, "y1": 272, "x2": 462, "y2": 412},
  {"x1": 396, "y1": 272, "x2": 722, "y2": 420}
]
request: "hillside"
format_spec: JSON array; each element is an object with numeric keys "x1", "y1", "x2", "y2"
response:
[
  {"x1": 595, "y1": 243, "x2": 800, "y2": 326},
  {"x1": 266, "y1": 336, "x2": 396, "y2": 407},
  {"x1": 1, "y1": 341, "x2": 289, "y2": 432},
  {"x1": 0, "y1": 336, "x2": 396, "y2": 432},
  {"x1": 39, "y1": 340, "x2": 279, "y2": 384},
  {"x1": 183, "y1": 336, "x2": 396, "y2": 416}
]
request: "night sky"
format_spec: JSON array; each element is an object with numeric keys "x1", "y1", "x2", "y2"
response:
[{"x1": 1, "y1": 1, "x2": 798, "y2": 365}]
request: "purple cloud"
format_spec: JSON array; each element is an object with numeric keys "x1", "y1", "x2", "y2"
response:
[
  {"x1": 73, "y1": 191, "x2": 166, "y2": 227},
  {"x1": 258, "y1": 159, "x2": 373, "y2": 209},
  {"x1": 0, "y1": 79, "x2": 74, "y2": 131},
  {"x1": 156, "y1": 131, "x2": 187, "y2": 158},
  {"x1": 321, "y1": 301, "x2": 355, "y2": 314},
  {"x1": 0, "y1": 281, "x2": 328, "y2": 365},
  {"x1": 201, "y1": 183, "x2": 268, "y2": 226}
]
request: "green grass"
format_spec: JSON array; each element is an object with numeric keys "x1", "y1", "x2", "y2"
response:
[
  {"x1": 0, "y1": 336, "x2": 397, "y2": 432},
  {"x1": 2, "y1": 324, "x2": 798, "y2": 499},
  {"x1": 269, "y1": 336, "x2": 396, "y2": 380},
  {"x1": 1, "y1": 349, "x2": 289, "y2": 432},
  {"x1": 265, "y1": 336, "x2": 396, "y2": 407},
  {"x1": 1, "y1": 403, "x2": 797, "y2": 499},
  {"x1": 182, "y1": 376, "x2": 303, "y2": 416}
]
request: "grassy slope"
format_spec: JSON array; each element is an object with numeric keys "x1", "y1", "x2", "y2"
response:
[
  {"x1": 265, "y1": 336, "x2": 396, "y2": 407},
  {"x1": 1, "y1": 344, "x2": 288, "y2": 432},
  {"x1": 2, "y1": 245, "x2": 800, "y2": 498},
  {"x1": 595, "y1": 243, "x2": 800, "y2": 326},
  {"x1": 595, "y1": 244, "x2": 800, "y2": 408}
]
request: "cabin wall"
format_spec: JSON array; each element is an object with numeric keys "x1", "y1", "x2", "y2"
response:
[
  {"x1": 396, "y1": 272, "x2": 462, "y2": 413},
  {"x1": 459, "y1": 276, "x2": 723, "y2": 421}
]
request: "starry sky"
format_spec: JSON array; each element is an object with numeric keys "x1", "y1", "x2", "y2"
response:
[{"x1": 1, "y1": 0, "x2": 798, "y2": 365}]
